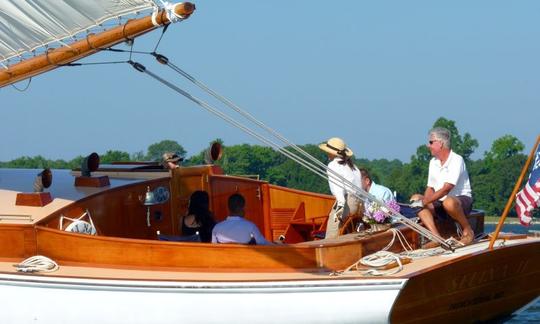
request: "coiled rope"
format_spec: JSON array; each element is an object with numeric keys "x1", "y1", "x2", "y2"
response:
[
  {"x1": 334, "y1": 229, "x2": 456, "y2": 277},
  {"x1": 358, "y1": 251, "x2": 405, "y2": 276},
  {"x1": 15, "y1": 255, "x2": 59, "y2": 273}
]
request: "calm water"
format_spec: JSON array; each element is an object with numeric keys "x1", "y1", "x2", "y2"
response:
[{"x1": 484, "y1": 223, "x2": 540, "y2": 323}]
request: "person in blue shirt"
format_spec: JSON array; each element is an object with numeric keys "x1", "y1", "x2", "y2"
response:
[
  {"x1": 211, "y1": 193, "x2": 271, "y2": 245},
  {"x1": 360, "y1": 168, "x2": 395, "y2": 203}
]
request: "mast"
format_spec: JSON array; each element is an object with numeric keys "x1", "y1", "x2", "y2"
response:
[{"x1": 0, "y1": 2, "x2": 195, "y2": 88}]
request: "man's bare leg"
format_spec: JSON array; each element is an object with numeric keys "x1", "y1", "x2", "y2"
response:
[
  {"x1": 442, "y1": 197, "x2": 474, "y2": 245},
  {"x1": 411, "y1": 194, "x2": 441, "y2": 236},
  {"x1": 410, "y1": 194, "x2": 443, "y2": 248},
  {"x1": 417, "y1": 208, "x2": 441, "y2": 237}
]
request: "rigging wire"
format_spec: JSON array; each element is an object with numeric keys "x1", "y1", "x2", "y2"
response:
[
  {"x1": 126, "y1": 61, "x2": 336, "y2": 183},
  {"x1": 10, "y1": 78, "x2": 32, "y2": 92},
  {"x1": 146, "y1": 54, "x2": 453, "y2": 249},
  {"x1": 127, "y1": 60, "x2": 453, "y2": 250},
  {"x1": 61, "y1": 60, "x2": 129, "y2": 66},
  {"x1": 153, "y1": 25, "x2": 170, "y2": 53},
  {"x1": 152, "y1": 54, "x2": 385, "y2": 201},
  {"x1": 52, "y1": 25, "x2": 452, "y2": 250}
]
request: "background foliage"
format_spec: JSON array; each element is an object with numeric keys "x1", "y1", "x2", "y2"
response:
[{"x1": 1, "y1": 118, "x2": 537, "y2": 218}]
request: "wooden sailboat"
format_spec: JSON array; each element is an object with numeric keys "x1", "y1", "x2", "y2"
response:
[{"x1": 0, "y1": 1, "x2": 538, "y2": 323}]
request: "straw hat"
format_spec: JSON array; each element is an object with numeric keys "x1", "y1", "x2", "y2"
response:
[
  {"x1": 162, "y1": 152, "x2": 183, "y2": 163},
  {"x1": 318, "y1": 137, "x2": 354, "y2": 157}
]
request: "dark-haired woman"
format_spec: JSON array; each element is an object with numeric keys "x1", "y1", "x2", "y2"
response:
[{"x1": 181, "y1": 190, "x2": 216, "y2": 242}]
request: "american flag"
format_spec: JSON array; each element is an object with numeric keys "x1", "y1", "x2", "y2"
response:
[{"x1": 515, "y1": 143, "x2": 540, "y2": 226}]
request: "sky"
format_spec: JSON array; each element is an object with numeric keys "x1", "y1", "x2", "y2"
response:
[{"x1": 1, "y1": 1, "x2": 539, "y2": 163}]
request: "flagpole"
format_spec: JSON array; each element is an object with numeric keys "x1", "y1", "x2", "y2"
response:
[{"x1": 488, "y1": 135, "x2": 540, "y2": 250}]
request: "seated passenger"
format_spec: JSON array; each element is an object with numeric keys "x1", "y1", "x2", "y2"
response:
[
  {"x1": 410, "y1": 127, "x2": 474, "y2": 246},
  {"x1": 211, "y1": 193, "x2": 271, "y2": 245},
  {"x1": 162, "y1": 152, "x2": 183, "y2": 170},
  {"x1": 360, "y1": 168, "x2": 395, "y2": 203},
  {"x1": 182, "y1": 190, "x2": 216, "y2": 243}
]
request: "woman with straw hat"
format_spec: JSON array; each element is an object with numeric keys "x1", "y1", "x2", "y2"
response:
[{"x1": 319, "y1": 137, "x2": 362, "y2": 239}]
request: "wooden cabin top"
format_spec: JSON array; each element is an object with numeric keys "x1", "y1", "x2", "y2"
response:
[{"x1": 0, "y1": 168, "x2": 151, "y2": 224}]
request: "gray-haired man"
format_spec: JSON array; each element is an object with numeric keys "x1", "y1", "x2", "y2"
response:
[{"x1": 410, "y1": 127, "x2": 475, "y2": 246}]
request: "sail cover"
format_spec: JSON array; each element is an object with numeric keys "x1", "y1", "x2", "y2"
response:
[{"x1": 0, "y1": 0, "x2": 156, "y2": 64}]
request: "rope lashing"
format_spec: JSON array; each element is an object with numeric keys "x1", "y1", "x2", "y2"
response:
[{"x1": 151, "y1": 1, "x2": 190, "y2": 26}]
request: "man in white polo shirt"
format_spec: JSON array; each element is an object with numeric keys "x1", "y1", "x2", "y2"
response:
[{"x1": 410, "y1": 127, "x2": 475, "y2": 245}]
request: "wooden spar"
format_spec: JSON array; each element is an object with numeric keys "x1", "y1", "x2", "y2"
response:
[
  {"x1": 488, "y1": 135, "x2": 540, "y2": 250},
  {"x1": 0, "y1": 2, "x2": 195, "y2": 88}
]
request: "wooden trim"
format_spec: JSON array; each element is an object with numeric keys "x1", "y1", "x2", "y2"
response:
[
  {"x1": 74, "y1": 175, "x2": 110, "y2": 187},
  {"x1": 268, "y1": 184, "x2": 333, "y2": 200},
  {"x1": 36, "y1": 226, "x2": 321, "y2": 270},
  {"x1": 15, "y1": 192, "x2": 53, "y2": 207},
  {"x1": 38, "y1": 177, "x2": 169, "y2": 226},
  {"x1": 390, "y1": 241, "x2": 540, "y2": 323},
  {"x1": 261, "y1": 183, "x2": 273, "y2": 239},
  {"x1": 0, "y1": 224, "x2": 37, "y2": 258},
  {"x1": 211, "y1": 174, "x2": 267, "y2": 185}
]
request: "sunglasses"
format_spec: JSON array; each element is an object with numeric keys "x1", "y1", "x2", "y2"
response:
[{"x1": 429, "y1": 140, "x2": 438, "y2": 145}]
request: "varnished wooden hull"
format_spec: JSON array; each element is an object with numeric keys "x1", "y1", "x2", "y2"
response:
[{"x1": 391, "y1": 240, "x2": 540, "y2": 323}]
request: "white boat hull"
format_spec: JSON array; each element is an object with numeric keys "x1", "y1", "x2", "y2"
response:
[{"x1": 0, "y1": 273, "x2": 406, "y2": 323}]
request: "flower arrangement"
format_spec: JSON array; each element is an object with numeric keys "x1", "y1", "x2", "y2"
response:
[{"x1": 363, "y1": 200, "x2": 401, "y2": 224}]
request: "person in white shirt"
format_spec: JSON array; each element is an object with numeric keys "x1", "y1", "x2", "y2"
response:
[
  {"x1": 319, "y1": 137, "x2": 362, "y2": 239},
  {"x1": 211, "y1": 193, "x2": 271, "y2": 245},
  {"x1": 410, "y1": 127, "x2": 474, "y2": 245}
]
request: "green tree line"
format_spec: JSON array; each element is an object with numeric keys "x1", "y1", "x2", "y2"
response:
[{"x1": 1, "y1": 117, "x2": 537, "y2": 218}]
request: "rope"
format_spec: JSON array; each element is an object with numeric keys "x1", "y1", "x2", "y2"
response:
[
  {"x1": 333, "y1": 229, "x2": 411, "y2": 276},
  {"x1": 334, "y1": 251, "x2": 405, "y2": 277},
  {"x1": 380, "y1": 228, "x2": 415, "y2": 252},
  {"x1": 333, "y1": 227, "x2": 452, "y2": 277},
  {"x1": 402, "y1": 247, "x2": 447, "y2": 259},
  {"x1": 15, "y1": 255, "x2": 59, "y2": 273},
  {"x1": 359, "y1": 251, "x2": 404, "y2": 276}
]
